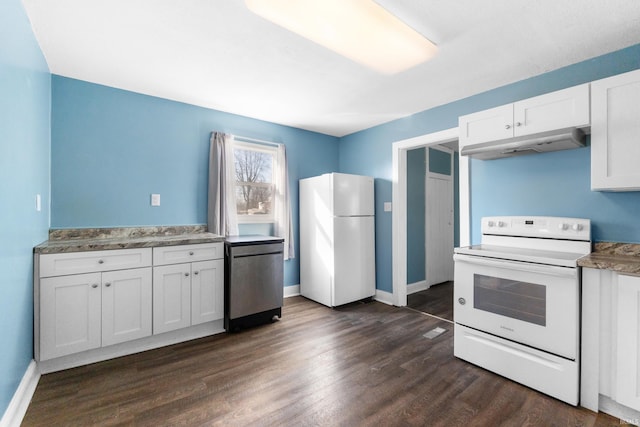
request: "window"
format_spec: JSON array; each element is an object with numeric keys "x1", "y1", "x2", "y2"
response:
[{"x1": 233, "y1": 141, "x2": 277, "y2": 223}]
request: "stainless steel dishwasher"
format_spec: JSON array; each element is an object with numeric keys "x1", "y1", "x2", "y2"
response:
[{"x1": 224, "y1": 236, "x2": 284, "y2": 331}]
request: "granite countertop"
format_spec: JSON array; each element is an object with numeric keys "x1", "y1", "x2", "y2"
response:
[
  {"x1": 577, "y1": 242, "x2": 640, "y2": 275},
  {"x1": 34, "y1": 225, "x2": 224, "y2": 254}
]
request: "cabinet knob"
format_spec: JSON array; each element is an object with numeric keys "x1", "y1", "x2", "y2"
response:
[
  {"x1": 98, "y1": 259, "x2": 104, "y2": 264},
  {"x1": 185, "y1": 272, "x2": 190, "y2": 277},
  {"x1": 505, "y1": 124, "x2": 511, "y2": 130},
  {"x1": 105, "y1": 282, "x2": 111, "y2": 287},
  {"x1": 194, "y1": 271, "x2": 199, "y2": 275},
  {"x1": 189, "y1": 251, "x2": 194, "y2": 256},
  {"x1": 515, "y1": 121, "x2": 522, "y2": 127},
  {"x1": 92, "y1": 284, "x2": 98, "y2": 288}
]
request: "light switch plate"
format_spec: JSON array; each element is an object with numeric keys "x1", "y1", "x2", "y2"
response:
[
  {"x1": 151, "y1": 194, "x2": 161, "y2": 206},
  {"x1": 384, "y1": 202, "x2": 392, "y2": 212}
]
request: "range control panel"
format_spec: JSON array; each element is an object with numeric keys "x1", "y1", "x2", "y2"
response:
[{"x1": 481, "y1": 216, "x2": 591, "y2": 241}]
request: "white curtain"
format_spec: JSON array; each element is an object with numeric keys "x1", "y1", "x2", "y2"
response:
[
  {"x1": 274, "y1": 144, "x2": 294, "y2": 260},
  {"x1": 207, "y1": 132, "x2": 238, "y2": 236}
]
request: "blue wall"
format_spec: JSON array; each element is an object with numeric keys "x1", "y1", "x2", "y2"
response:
[
  {"x1": 51, "y1": 76, "x2": 340, "y2": 288},
  {"x1": 340, "y1": 44, "x2": 640, "y2": 293},
  {"x1": 0, "y1": 0, "x2": 50, "y2": 416},
  {"x1": 406, "y1": 148, "x2": 425, "y2": 284}
]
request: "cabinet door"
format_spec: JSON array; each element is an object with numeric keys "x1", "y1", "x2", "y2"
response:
[
  {"x1": 153, "y1": 264, "x2": 191, "y2": 334},
  {"x1": 459, "y1": 104, "x2": 513, "y2": 147},
  {"x1": 591, "y1": 69, "x2": 640, "y2": 191},
  {"x1": 616, "y1": 274, "x2": 640, "y2": 411},
  {"x1": 40, "y1": 273, "x2": 101, "y2": 360},
  {"x1": 102, "y1": 267, "x2": 152, "y2": 346},
  {"x1": 514, "y1": 83, "x2": 589, "y2": 136},
  {"x1": 191, "y1": 259, "x2": 224, "y2": 325}
]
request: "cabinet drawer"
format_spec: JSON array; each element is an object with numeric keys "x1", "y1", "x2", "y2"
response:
[
  {"x1": 40, "y1": 248, "x2": 152, "y2": 278},
  {"x1": 153, "y1": 243, "x2": 223, "y2": 265}
]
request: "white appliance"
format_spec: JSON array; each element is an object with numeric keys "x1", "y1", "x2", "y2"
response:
[
  {"x1": 453, "y1": 216, "x2": 591, "y2": 405},
  {"x1": 299, "y1": 173, "x2": 376, "y2": 307}
]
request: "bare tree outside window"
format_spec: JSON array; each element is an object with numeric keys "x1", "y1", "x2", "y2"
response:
[{"x1": 234, "y1": 146, "x2": 275, "y2": 218}]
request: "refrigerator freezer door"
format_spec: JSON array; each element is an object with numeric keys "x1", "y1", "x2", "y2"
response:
[
  {"x1": 333, "y1": 216, "x2": 376, "y2": 306},
  {"x1": 332, "y1": 173, "x2": 374, "y2": 217}
]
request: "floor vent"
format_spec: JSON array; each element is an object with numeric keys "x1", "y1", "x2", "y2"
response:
[{"x1": 423, "y1": 327, "x2": 447, "y2": 339}]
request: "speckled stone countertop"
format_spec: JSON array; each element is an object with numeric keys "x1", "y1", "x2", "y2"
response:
[
  {"x1": 34, "y1": 226, "x2": 224, "y2": 254},
  {"x1": 577, "y1": 242, "x2": 640, "y2": 275}
]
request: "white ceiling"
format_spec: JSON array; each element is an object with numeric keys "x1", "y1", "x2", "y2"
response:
[{"x1": 22, "y1": 0, "x2": 640, "y2": 137}]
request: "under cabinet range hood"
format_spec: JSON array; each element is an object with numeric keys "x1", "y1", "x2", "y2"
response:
[{"x1": 460, "y1": 127, "x2": 586, "y2": 160}]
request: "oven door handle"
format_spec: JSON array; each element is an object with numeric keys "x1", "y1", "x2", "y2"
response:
[{"x1": 453, "y1": 254, "x2": 578, "y2": 278}]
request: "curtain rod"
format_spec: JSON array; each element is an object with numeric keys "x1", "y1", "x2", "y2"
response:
[{"x1": 233, "y1": 135, "x2": 282, "y2": 147}]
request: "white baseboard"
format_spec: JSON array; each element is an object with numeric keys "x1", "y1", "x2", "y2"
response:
[
  {"x1": 599, "y1": 395, "x2": 640, "y2": 424},
  {"x1": 0, "y1": 360, "x2": 40, "y2": 427},
  {"x1": 284, "y1": 285, "x2": 300, "y2": 298},
  {"x1": 374, "y1": 289, "x2": 394, "y2": 306},
  {"x1": 407, "y1": 280, "x2": 429, "y2": 295},
  {"x1": 38, "y1": 320, "x2": 224, "y2": 374}
]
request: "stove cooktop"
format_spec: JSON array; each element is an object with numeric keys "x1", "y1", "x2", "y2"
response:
[{"x1": 454, "y1": 244, "x2": 586, "y2": 268}]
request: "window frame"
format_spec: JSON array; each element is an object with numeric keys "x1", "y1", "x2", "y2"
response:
[{"x1": 233, "y1": 140, "x2": 278, "y2": 224}]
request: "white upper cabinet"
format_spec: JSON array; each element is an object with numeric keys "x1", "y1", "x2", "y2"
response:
[
  {"x1": 591, "y1": 68, "x2": 640, "y2": 191},
  {"x1": 459, "y1": 104, "x2": 514, "y2": 146},
  {"x1": 459, "y1": 84, "x2": 590, "y2": 147}
]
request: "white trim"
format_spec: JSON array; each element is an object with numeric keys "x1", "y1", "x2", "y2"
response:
[
  {"x1": 407, "y1": 280, "x2": 429, "y2": 295},
  {"x1": 38, "y1": 320, "x2": 224, "y2": 374},
  {"x1": 284, "y1": 284, "x2": 300, "y2": 298},
  {"x1": 374, "y1": 289, "x2": 394, "y2": 306},
  {"x1": 0, "y1": 360, "x2": 40, "y2": 427},
  {"x1": 392, "y1": 128, "x2": 465, "y2": 307}
]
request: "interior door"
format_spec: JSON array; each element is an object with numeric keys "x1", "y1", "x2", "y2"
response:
[{"x1": 425, "y1": 146, "x2": 454, "y2": 287}]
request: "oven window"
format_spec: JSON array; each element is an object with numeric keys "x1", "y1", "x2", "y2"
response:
[{"x1": 473, "y1": 274, "x2": 546, "y2": 326}]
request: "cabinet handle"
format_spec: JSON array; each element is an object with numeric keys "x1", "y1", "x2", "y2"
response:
[
  {"x1": 189, "y1": 251, "x2": 194, "y2": 256},
  {"x1": 92, "y1": 284, "x2": 98, "y2": 288},
  {"x1": 105, "y1": 282, "x2": 111, "y2": 287},
  {"x1": 194, "y1": 271, "x2": 199, "y2": 275},
  {"x1": 98, "y1": 259, "x2": 104, "y2": 264},
  {"x1": 505, "y1": 124, "x2": 511, "y2": 130},
  {"x1": 185, "y1": 272, "x2": 190, "y2": 277},
  {"x1": 515, "y1": 121, "x2": 522, "y2": 127}
]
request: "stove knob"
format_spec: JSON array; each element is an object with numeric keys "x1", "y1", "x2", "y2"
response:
[
  {"x1": 572, "y1": 223, "x2": 583, "y2": 231},
  {"x1": 458, "y1": 297, "x2": 466, "y2": 305},
  {"x1": 487, "y1": 220, "x2": 495, "y2": 227},
  {"x1": 558, "y1": 223, "x2": 568, "y2": 230},
  {"x1": 497, "y1": 221, "x2": 504, "y2": 227}
]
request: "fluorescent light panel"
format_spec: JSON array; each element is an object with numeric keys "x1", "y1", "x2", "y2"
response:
[{"x1": 245, "y1": 0, "x2": 437, "y2": 74}]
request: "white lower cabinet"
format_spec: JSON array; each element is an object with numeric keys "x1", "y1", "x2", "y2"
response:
[
  {"x1": 102, "y1": 268, "x2": 153, "y2": 346},
  {"x1": 581, "y1": 268, "x2": 640, "y2": 420},
  {"x1": 616, "y1": 274, "x2": 640, "y2": 411},
  {"x1": 153, "y1": 263, "x2": 191, "y2": 334},
  {"x1": 191, "y1": 260, "x2": 224, "y2": 325},
  {"x1": 153, "y1": 245, "x2": 224, "y2": 334},
  {"x1": 36, "y1": 242, "x2": 224, "y2": 370},
  {"x1": 40, "y1": 272, "x2": 102, "y2": 360},
  {"x1": 39, "y1": 267, "x2": 152, "y2": 360}
]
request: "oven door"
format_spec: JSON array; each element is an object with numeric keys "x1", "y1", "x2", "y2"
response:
[{"x1": 453, "y1": 253, "x2": 579, "y2": 360}]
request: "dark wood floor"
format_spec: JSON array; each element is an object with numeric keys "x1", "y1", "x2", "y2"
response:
[
  {"x1": 23, "y1": 297, "x2": 619, "y2": 426},
  {"x1": 407, "y1": 281, "x2": 454, "y2": 321}
]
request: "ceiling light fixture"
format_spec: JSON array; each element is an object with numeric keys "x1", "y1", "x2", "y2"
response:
[{"x1": 245, "y1": 0, "x2": 438, "y2": 74}]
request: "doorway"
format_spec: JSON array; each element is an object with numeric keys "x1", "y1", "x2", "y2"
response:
[
  {"x1": 391, "y1": 127, "x2": 470, "y2": 308},
  {"x1": 404, "y1": 144, "x2": 456, "y2": 320}
]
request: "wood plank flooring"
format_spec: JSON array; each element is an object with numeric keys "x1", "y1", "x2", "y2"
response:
[
  {"x1": 407, "y1": 281, "x2": 454, "y2": 321},
  {"x1": 23, "y1": 296, "x2": 620, "y2": 426}
]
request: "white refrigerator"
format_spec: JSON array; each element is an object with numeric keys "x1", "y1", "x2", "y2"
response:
[{"x1": 299, "y1": 173, "x2": 376, "y2": 307}]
